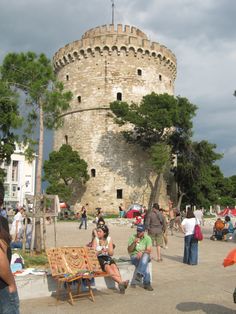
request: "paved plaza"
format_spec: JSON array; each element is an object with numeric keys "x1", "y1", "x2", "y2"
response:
[{"x1": 20, "y1": 220, "x2": 236, "y2": 314}]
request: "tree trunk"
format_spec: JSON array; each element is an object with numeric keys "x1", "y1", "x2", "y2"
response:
[
  {"x1": 177, "y1": 191, "x2": 186, "y2": 210},
  {"x1": 35, "y1": 101, "x2": 44, "y2": 252},
  {"x1": 147, "y1": 173, "x2": 162, "y2": 210}
]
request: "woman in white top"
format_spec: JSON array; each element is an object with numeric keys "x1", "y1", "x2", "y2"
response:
[
  {"x1": 10, "y1": 208, "x2": 25, "y2": 242},
  {"x1": 92, "y1": 224, "x2": 129, "y2": 293},
  {"x1": 181, "y1": 208, "x2": 199, "y2": 265}
]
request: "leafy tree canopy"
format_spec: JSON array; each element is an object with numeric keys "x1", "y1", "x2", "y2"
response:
[
  {"x1": 110, "y1": 93, "x2": 197, "y2": 149},
  {"x1": 1, "y1": 52, "x2": 72, "y2": 159},
  {"x1": 43, "y1": 145, "x2": 89, "y2": 202},
  {"x1": 0, "y1": 80, "x2": 22, "y2": 162},
  {"x1": 110, "y1": 93, "x2": 197, "y2": 206}
]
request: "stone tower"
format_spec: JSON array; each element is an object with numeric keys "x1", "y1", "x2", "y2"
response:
[{"x1": 53, "y1": 24, "x2": 177, "y2": 212}]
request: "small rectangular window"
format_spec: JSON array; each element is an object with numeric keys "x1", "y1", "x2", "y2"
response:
[
  {"x1": 117, "y1": 93, "x2": 122, "y2": 101},
  {"x1": 77, "y1": 96, "x2": 81, "y2": 103},
  {"x1": 117, "y1": 189, "x2": 123, "y2": 199},
  {"x1": 66, "y1": 75, "x2": 69, "y2": 81},
  {"x1": 91, "y1": 169, "x2": 96, "y2": 177},
  {"x1": 159, "y1": 74, "x2": 162, "y2": 81},
  {"x1": 137, "y1": 69, "x2": 142, "y2": 76}
]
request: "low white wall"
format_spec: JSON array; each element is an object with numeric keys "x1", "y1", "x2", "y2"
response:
[{"x1": 16, "y1": 261, "x2": 152, "y2": 300}]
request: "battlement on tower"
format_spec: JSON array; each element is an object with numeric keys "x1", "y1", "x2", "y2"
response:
[
  {"x1": 53, "y1": 24, "x2": 177, "y2": 78},
  {"x1": 82, "y1": 24, "x2": 148, "y2": 40}
]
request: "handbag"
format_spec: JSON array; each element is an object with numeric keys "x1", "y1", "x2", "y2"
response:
[{"x1": 194, "y1": 219, "x2": 203, "y2": 241}]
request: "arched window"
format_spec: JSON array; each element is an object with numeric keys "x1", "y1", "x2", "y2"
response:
[
  {"x1": 117, "y1": 92, "x2": 122, "y2": 101},
  {"x1": 65, "y1": 135, "x2": 68, "y2": 144},
  {"x1": 66, "y1": 74, "x2": 69, "y2": 81},
  {"x1": 77, "y1": 96, "x2": 81, "y2": 103},
  {"x1": 159, "y1": 74, "x2": 162, "y2": 81},
  {"x1": 91, "y1": 169, "x2": 96, "y2": 177},
  {"x1": 137, "y1": 69, "x2": 142, "y2": 76}
]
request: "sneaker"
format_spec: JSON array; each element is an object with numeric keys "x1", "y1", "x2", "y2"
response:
[
  {"x1": 144, "y1": 284, "x2": 154, "y2": 291},
  {"x1": 118, "y1": 283, "x2": 126, "y2": 294},
  {"x1": 135, "y1": 272, "x2": 143, "y2": 283}
]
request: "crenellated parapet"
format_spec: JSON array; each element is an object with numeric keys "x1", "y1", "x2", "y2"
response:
[{"x1": 53, "y1": 24, "x2": 177, "y2": 78}]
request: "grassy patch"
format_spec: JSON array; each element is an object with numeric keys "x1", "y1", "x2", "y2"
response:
[{"x1": 18, "y1": 251, "x2": 49, "y2": 268}]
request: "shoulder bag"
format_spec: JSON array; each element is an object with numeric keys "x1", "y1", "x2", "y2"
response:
[{"x1": 194, "y1": 219, "x2": 203, "y2": 241}]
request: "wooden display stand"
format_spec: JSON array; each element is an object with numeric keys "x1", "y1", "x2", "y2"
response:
[{"x1": 46, "y1": 247, "x2": 108, "y2": 304}]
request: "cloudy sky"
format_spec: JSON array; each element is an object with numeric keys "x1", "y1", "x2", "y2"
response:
[{"x1": 1, "y1": 0, "x2": 236, "y2": 176}]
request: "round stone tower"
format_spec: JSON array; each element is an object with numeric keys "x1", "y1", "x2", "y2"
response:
[{"x1": 53, "y1": 24, "x2": 177, "y2": 212}]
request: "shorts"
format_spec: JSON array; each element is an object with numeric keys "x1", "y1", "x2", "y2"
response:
[
  {"x1": 98, "y1": 255, "x2": 116, "y2": 271},
  {"x1": 149, "y1": 233, "x2": 163, "y2": 247},
  {"x1": 169, "y1": 219, "x2": 175, "y2": 228}
]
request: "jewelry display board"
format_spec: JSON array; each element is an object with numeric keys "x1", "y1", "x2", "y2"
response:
[{"x1": 46, "y1": 246, "x2": 103, "y2": 277}]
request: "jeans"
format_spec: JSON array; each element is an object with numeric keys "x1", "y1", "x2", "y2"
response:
[
  {"x1": 183, "y1": 234, "x2": 198, "y2": 265},
  {"x1": 79, "y1": 217, "x2": 87, "y2": 229},
  {"x1": 0, "y1": 286, "x2": 20, "y2": 314},
  {"x1": 130, "y1": 252, "x2": 151, "y2": 285}
]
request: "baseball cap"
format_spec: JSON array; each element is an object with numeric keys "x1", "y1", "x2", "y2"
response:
[{"x1": 137, "y1": 224, "x2": 145, "y2": 233}]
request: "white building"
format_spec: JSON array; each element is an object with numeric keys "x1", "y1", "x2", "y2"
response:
[{"x1": 1, "y1": 144, "x2": 36, "y2": 208}]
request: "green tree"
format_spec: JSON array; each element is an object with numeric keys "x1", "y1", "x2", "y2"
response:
[
  {"x1": 43, "y1": 144, "x2": 89, "y2": 203},
  {"x1": 110, "y1": 93, "x2": 197, "y2": 207},
  {"x1": 1, "y1": 52, "x2": 72, "y2": 251},
  {"x1": 174, "y1": 140, "x2": 223, "y2": 208},
  {"x1": 0, "y1": 80, "x2": 22, "y2": 202}
]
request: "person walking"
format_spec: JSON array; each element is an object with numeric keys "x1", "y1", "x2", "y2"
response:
[
  {"x1": 79, "y1": 206, "x2": 87, "y2": 230},
  {"x1": 127, "y1": 224, "x2": 153, "y2": 291},
  {"x1": 145, "y1": 203, "x2": 166, "y2": 262},
  {"x1": 180, "y1": 208, "x2": 199, "y2": 265},
  {"x1": 119, "y1": 203, "x2": 125, "y2": 218},
  {"x1": 0, "y1": 216, "x2": 20, "y2": 314},
  {"x1": 160, "y1": 208, "x2": 168, "y2": 249}
]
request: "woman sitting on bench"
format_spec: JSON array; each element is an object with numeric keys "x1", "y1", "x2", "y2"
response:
[{"x1": 92, "y1": 224, "x2": 128, "y2": 294}]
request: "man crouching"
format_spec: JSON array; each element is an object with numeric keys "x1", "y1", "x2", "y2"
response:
[{"x1": 127, "y1": 224, "x2": 153, "y2": 291}]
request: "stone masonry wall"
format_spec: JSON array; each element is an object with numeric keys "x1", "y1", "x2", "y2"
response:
[{"x1": 53, "y1": 24, "x2": 177, "y2": 212}]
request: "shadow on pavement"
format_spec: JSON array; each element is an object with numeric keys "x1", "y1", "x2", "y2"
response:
[
  {"x1": 162, "y1": 254, "x2": 183, "y2": 263},
  {"x1": 176, "y1": 301, "x2": 235, "y2": 314}
]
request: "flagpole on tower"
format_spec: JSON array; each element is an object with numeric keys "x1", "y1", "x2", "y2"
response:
[{"x1": 111, "y1": 0, "x2": 115, "y2": 25}]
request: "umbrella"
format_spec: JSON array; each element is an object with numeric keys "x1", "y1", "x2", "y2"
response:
[{"x1": 223, "y1": 248, "x2": 236, "y2": 267}]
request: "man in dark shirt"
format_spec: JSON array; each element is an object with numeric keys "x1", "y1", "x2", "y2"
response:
[{"x1": 145, "y1": 203, "x2": 166, "y2": 262}]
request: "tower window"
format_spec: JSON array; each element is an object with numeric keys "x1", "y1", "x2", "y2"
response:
[
  {"x1": 65, "y1": 135, "x2": 68, "y2": 144},
  {"x1": 91, "y1": 169, "x2": 96, "y2": 177},
  {"x1": 137, "y1": 69, "x2": 142, "y2": 76},
  {"x1": 77, "y1": 96, "x2": 81, "y2": 103},
  {"x1": 66, "y1": 75, "x2": 69, "y2": 81},
  {"x1": 159, "y1": 74, "x2": 162, "y2": 81},
  {"x1": 116, "y1": 189, "x2": 123, "y2": 199},
  {"x1": 117, "y1": 93, "x2": 122, "y2": 101}
]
